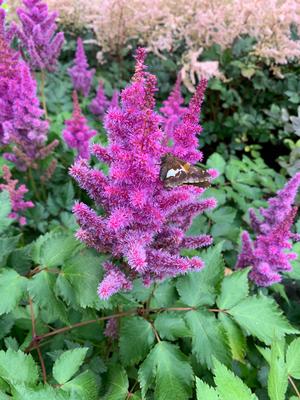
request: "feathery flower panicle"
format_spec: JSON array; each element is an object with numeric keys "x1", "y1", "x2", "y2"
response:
[
  {"x1": 68, "y1": 38, "x2": 95, "y2": 97},
  {"x1": 171, "y1": 78, "x2": 207, "y2": 164},
  {"x1": 236, "y1": 172, "x2": 300, "y2": 286},
  {"x1": 0, "y1": 165, "x2": 34, "y2": 225},
  {"x1": 0, "y1": 4, "x2": 54, "y2": 171},
  {"x1": 109, "y1": 89, "x2": 119, "y2": 110},
  {"x1": 160, "y1": 75, "x2": 186, "y2": 142},
  {"x1": 70, "y1": 48, "x2": 217, "y2": 300},
  {"x1": 63, "y1": 91, "x2": 97, "y2": 159},
  {"x1": 16, "y1": 0, "x2": 64, "y2": 72},
  {"x1": 104, "y1": 318, "x2": 118, "y2": 339},
  {"x1": 89, "y1": 80, "x2": 109, "y2": 119}
]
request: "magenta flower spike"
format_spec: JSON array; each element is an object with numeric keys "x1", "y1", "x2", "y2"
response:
[
  {"x1": 109, "y1": 90, "x2": 120, "y2": 110},
  {"x1": 0, "y1": 7, "x2": 50, "y2": 170},
  {"x1": 70, "y1": 48, "x2": 217, "y2": 300},
  {"x1": 89, "y1": 80, "x2": 109, "y2": 119},
  {"x1": 68, "y1": 38, "x2": 95, "y2": 97},
  {"x1": 172, "y1": 78, "x2": 207, "y2": 163},
  {"x1": 63, "y1": 91, "x2": 97, "y2": 159},
  {"x1": 0, "y1": 165, "x2": 34, "y2": 225},
  {"x1": 160, "y1": 74, "x2": 186, "y2": 143},
  {"x1": 236, "y1": 172, "x2": 300, "y2": 286},
  {"x1": 16, "y1": 0, "x2": 64, "y2": 72}
]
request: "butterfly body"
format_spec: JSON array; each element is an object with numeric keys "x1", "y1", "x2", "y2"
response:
[{"x1": 159, "y1": 153, "x2": 211, "y2": 189}]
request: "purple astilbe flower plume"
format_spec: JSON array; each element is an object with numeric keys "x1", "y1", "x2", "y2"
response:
[
  {"x1": 0, "y1": 0, "x2": 16, "y2": 43},
  {"x1": 63, "y1": 91, "x2": 97, "y2": 159},
  {"x1": 249, "y1": 172, "x2": 300, "y2": 235},
  {"x1": 104, "y1": 318, "x2": 118, "y2": 339},
  {"x1": 68, "y1": 38, "x2": 95, "y2": 97},
  {"x1": 70, "y1": 48, "x2": 217, "y2": 300},
  {"x1": 171, "y1": 78, "x2": 207, "y2": 163},
  {"x1": 0, "y1": 165, "x2": 34, "y2": 226},
  {"x1": 89, "y1": 80, "x2": 109, "y2": 119},
  {"x1": 109, "y1": 90, "x2": 120, "y2": 110},
  {"x1": 0, "y1": 7, "x2": 56, "y2": 171},
  {"x1": 160, "y1": 74, "x2": 186, "y2": 143},
  {"x1": 16, "y1": 0, "x2": 64, "y2": 72},
  {"x1": 236, "y1": 172, "x2": 300, "y2": 286}
]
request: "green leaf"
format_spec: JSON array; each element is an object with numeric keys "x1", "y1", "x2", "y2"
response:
[
  {"x1": 0, "y1": 269, "x2": 27, "y2": 315},
  {"x1": 257, "y1": 345, "x2": 272, "y2": 364},
  {"x1": 232, "y1": 183, "x2": 262, "y2": 200},
  {"x1": 0, "y1": 349, "x2": 38, "y2": 385},
  {"x1": 154, "y1": 313, "x2": 191, "y2": 341},
  {"x1": 33, "y1": 232, "x2": 79, "y2": 268},
  {"x1": 0, "y1": 314, "x2": 15, "y2": 340},
  {"x1": 177, "y1": 242, "x2": 224, "y2": 307},
  {"x1": 0, "y1": 191, "x2": 12, "y2": 233},
  {"x1": 53, "y1": 347, "x2": 88, "y2": 384},
  {"x1": 139, "y1": 342, "x2": 193, "y2": 400},
  {"x1": 9, "y1": 244, "x2": 33, "y2": 275},
  {"x1": 213, "y1": 359, "x2": 258, "y2": 400},
  {"x1": 62, "y1": 370, "x2": 98, "y2": 400},
  {"x1": 241, "y1": 67, "x2": 256, "y2": 79},
  {"x1": 268, "y1": 340, "x2": 288, "y2": 400},
  {"x1": 185, "y1": 310, "x2": 230, "y2": 369},
  {"x1": 103, "y1": 364, "x2": 129, "y2": 400},
  {"x1": 28, "y1": 270, "x2": 68, "y2": 323},
  {"x1": 209, "y1": 207, "x2": 237, "y2": 225},
  {"x1": 196, "y1": 377, "x2": 220, "y2": 400},
  {"x1": 206, "y1": 153, "x2": 226, "y2": 175},
  {"x1": 229, "y1": 295, "x2": 298, "y2": 344},
  {"x1": 12, "y1": 385, "x2": 70, "y2": 400},
  {"x1": 119, "y1": 316, "x2": 155, "y2": 366},
  {"x1": 0, "y1": 235, "x2": 20, "y2": 264},
  {"x1": 56, "y1": 250, "x2": 104, "y2": 308},
  {"x1": 286, "y1": 338, "x2": 300, "y2": 379},
  {"x1": 217, "y1": 268, "x2": 249, "y2": 309},
  {"x1": 152, "y1": 280, "x2": 178, "y2": 307},
  {"x1": 219, "y1": 314, "x2": 246, "y2": 362}
]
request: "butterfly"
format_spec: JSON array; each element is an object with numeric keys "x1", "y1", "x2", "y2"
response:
[{"x1": 159, "y1": 153, "x2": 211, "y2": 189}]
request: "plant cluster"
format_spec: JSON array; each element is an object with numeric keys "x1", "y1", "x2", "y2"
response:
[{"x1": 0, "y1": 0, "x2": 300, "y2": 399}]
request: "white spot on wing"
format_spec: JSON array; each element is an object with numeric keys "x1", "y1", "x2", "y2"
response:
[{"x1": 166, "y1": 168, "x2": 182, "y2": 178}]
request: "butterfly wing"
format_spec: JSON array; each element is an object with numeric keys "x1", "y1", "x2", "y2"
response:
[
  {"x1": 185, "y1": 165, "x2": 211, "y2": 188},
  {"x1": 160, "y1": 154, "x2": 211, "y2": 189},
  {"x1": 159, "y1": 154, "x2": 185, "y2": 181}
]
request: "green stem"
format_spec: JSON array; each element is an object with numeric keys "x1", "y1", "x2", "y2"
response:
[
  {"x1": 28, "y1": 168, "x2": 40, "y2": 201},
  {"x1": 289, "y1": 376, "x2": 300, "y2": 398},
  {"x1": 40, "y1": 70, "x2": 48, "y2": 119}
]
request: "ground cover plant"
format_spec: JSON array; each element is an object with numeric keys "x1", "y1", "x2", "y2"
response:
[{"x1": 1, "y1": 0, "x2": 300, "y2": 399}]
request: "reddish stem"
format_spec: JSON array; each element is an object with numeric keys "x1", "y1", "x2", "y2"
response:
[{"x1": 29, "y1": 298, "x2": 47, "y2": 384}]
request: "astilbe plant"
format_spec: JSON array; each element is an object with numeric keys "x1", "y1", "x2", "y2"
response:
[
  {"x1": 89, "y1": 82, "x2": 120, "y2": 121},
  {"x1": 70, "y1": 48, "x2": 217, "y2": 299},
  {"x1": 110, "y1": 89, "x2": 120, "y2": 109},
  {"x1": 68, "y1": 37, "x2": 95, "y2": 97},
  {"x1": 0, "y1": 165, "x2": 34, "y2": 225},
  {"x1": 16, "y1": 0, "x2": 64, "y2": 72},
  {"x1": 63, "y1": 91, "x2": 97, "y2": 159},
  {"x1": 0, "y1": 4, "x2": 58, "y2": 171},
  {"x1": 89, "y1": 80, "x2": 109, "y2": 119},
  {"x1": 236, "y1": 172, "x2": 300, "y2": 286}
]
